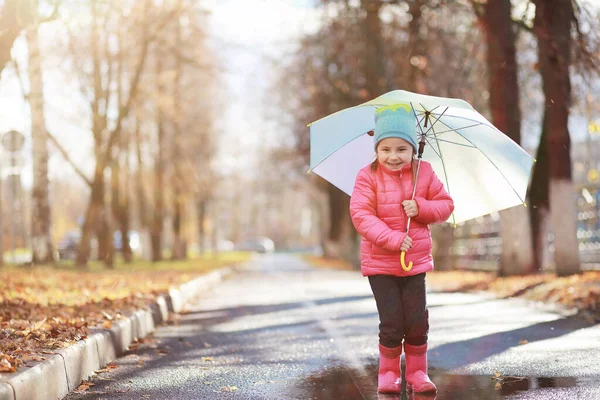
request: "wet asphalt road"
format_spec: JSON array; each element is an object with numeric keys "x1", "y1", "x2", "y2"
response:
[{"x1": 65, "y1": 254, "x2": 600, "y2": 400}]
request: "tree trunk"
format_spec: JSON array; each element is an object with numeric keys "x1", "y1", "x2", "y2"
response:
[
  {"x1": 151, "y1": 52, "x2": 165, "y2": 262},
  {"x1": 171, "y1": 193, "x2": 184, "y2": 260},
  {"x1": 120, "y1": 223, "x2": 132, "y2": 262},
  {"x1": 211, "y1": 207, "x2": 219, "y2": 258},
  {"x1": 76, "y1": 166, "x2": 105, "y2": 267},
  {"x1": 324, "y1": 184, "x2": 358, "y2": 266},
  {"x1": 431, "y1": 225, "x2": 454, "y2": 270},
  {"x1": 26, "y1": 25, "x2": 54, "y2": 264},
  {"x1": 197, "y1": 199, "x2": 207, "y2": 256},
  {"x1": 407, "y1": 0, "x2": 427, "y2": 94},
  {"x1": 362, "y1": 0, "x2": 385, "y2": 98},
  {"x1": 530, "y1": 111, "x2": 550, "y2": 271},
  {"x1": 97, "y1": 206, "x2": 114, "y2": 267},
  {"x1": 135, "y1": 122, "x2": 149, "y2": 229},
  {"x1": 481, "y1": 0, "x2": 534, "y2": 275},
  {"x1": 171, "y1": 22, "x2": 185, "y2": 261},
  {"x1": 533, "y1": 0, "x2": 580, "y2": 276},
  {"x1": 111, "y1": 160, "x2": 132, "y2": 263}
]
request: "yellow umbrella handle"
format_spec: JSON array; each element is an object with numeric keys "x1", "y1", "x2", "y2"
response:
[{"x1": 401, "y1": 251, "x2": 413, "y2": 271}]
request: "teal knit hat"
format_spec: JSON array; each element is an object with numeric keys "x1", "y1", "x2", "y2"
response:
[{"x1": 373, "y1": 104, "x2": 418, "y2": 153}]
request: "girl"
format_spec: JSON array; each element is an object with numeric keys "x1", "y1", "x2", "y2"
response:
[{"x1": 349, "y1": 104, "x2": 454, "y2": 394}]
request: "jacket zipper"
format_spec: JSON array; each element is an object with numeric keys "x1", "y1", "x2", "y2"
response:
[{"x1": 399, "y1": 170, "x2": 407, "y2": 232}]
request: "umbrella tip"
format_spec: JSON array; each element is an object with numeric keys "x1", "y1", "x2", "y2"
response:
[
  {"x1": 307, "y1": 168, "x2": 311, "y2": 174},
  {"x1": 307, "y1": 122, "x2": 312, "y2": 127},
  {"x1": 523, "y1": 202, "x2": 527, "y2": 207}
]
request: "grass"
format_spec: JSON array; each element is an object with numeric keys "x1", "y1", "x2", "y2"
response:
[
  {"x1": 0, "y1": 251, "x2": 253, "y2": 306},
  {"x1": 54, "y1": 251, "x2": 252, "y2": 272}
]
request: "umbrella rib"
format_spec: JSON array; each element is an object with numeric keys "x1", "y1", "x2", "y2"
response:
[
  {"x1": 420, "y1": 107, "x2": 450, "y2": 138},
  {"x1": 431, "y1": 123, "x2": 483, "y2": 137},
  {"x1": 410, "y1": 102, "x2": 429, "y2": 140},
  {"x1": 428, "y1": 111, "x2": 498, "y2": 132},
  {"x1": 424, "y1": 137, "x2": 443, "y2": 158},
  {"x1": 433, "y1": 138, "x2": 477, "y2": 148},
  {"x1": 428, "y1": 126, "x2": 457, "y2": 226},
  {"x1": 453, "y1": 129, "x2": 526, "y2": 205},
  {"x1": 419, "y1": 103, "x2": 440, "y2": 114}
]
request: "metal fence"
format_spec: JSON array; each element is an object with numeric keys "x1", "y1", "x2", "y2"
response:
[{"x1": 451, "y1": 185, "x2": 600, "y2": 271}]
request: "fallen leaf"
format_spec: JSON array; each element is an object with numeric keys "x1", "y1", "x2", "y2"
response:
[
  {"x1": 0, "y1": 359, "x2": 16, "y2": 373},
  {"x1": 75, "y1": 381, "x2": 95, "y2": 392}
]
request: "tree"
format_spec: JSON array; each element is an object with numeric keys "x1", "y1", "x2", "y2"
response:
[
  {"x1": 26, "y1": 1, "x2": 54, "y2": 264},
  {"x1": 70, "y1": 0, "x2": 179, "y2": 267},
  {"x1": 150, "y1": 43, "x2": 166, "y2": 262},
  {"x1": 532, "y1": 0, "x2": 581, "y2": 276},
  {"x1": 0, "y1": 0, "x2": 36, "y2": 78},
  {"x1": 473, "y1": 0, "x2": 535, "y2": 275}
]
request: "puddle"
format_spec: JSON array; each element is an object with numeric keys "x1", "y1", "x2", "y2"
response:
[{"x1": 294, "y1": 363, "x2": 578, "y2": 400}]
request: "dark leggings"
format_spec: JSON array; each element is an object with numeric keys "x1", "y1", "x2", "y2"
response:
[{"x1": 368, "y1": 273, "x2": 429, "y2": 348}]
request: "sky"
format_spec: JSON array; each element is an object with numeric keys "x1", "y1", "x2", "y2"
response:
[{"x1": 203, "y1": 0, "x2": 321, "y2": 175}]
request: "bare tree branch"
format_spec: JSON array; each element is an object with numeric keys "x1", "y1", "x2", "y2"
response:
[
  {"x1": 101, "y1": 1, "x2": 192, "y2": 164},
  {"x1": 39, "y1": 0, "x2": 62, "y2": 23},
  {"x1": 13, "y1": 46, "x2": 92, "y2": 187},
  {"x1": 155, "y1": 36, "x2": 219, "y2": 77},
  {"x1": 11, "y1": 54, "x2": 29, "y2": 101},
  {"x1": 46, "y1": 131, "x2": 93, "y2": 187},
  {"x1": 571, "y1": 0, "x2": 598, "y2": 73}
]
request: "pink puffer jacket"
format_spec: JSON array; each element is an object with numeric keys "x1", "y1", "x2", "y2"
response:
[{"x1": 349, "y1": 160, "x2": 454, "y2": 277}]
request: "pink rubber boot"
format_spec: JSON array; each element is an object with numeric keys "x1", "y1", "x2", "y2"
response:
[
  {"x1": 377, "y1": 344, "x2": 402, "y2": 393},
  {"x1": 404, "y1": 343, "x2": 437, "y2": 393}
]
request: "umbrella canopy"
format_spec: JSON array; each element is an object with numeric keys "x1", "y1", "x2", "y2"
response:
[{"x1": 308, "y1": 90, "x2": 535, "y2": 225}]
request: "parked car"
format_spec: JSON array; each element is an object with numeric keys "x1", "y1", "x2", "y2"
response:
[
  {"x1": 57, "y1": 230, "x2": 140, "y2": 260},
  {"x1": 234, "y1": 237, "x2": 275, "y2": 253},
  {"x1": 113, "y1": 230, "x2": 141, "y2": 252},
  {"x1": 57, "y1": 230, "x2": 83, "y2": 261}
]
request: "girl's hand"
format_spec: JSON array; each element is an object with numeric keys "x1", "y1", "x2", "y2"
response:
[
  {"x1": 400, "y1": 235, "x2": 412, "y2": 252},
  {"x1": 402, "y1": 200, "x2": 419, "y2": 218}
]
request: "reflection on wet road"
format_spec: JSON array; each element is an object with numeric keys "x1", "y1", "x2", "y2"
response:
[{"x1": 296, "y1": 363, "x2": 581, "y2": 400}]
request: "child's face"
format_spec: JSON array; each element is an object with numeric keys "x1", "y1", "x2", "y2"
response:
[{"x1": 376, "y1": 138, "x2": 414, "y2": 171}]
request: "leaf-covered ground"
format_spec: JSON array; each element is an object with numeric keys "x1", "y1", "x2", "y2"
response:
[
  {"x1": 0, "y1": 253, "x2": 251, "y2": 373},
  {"x1": 306, "y1": 256, "x2": 600, "y2": 321}
]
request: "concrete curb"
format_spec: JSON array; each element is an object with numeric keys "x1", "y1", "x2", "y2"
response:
[{"x1": 0, "y1": 266, "x2": 234, "y2": 400}]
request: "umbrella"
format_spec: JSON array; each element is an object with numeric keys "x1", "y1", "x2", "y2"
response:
[{"x1": 307, "y1": 90, "x2": 535, "y2": 270}]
